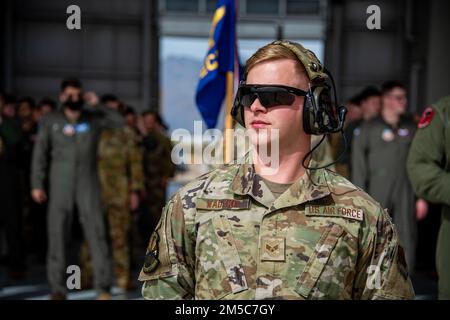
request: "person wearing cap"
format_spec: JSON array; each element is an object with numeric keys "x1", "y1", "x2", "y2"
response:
[
  {"x1": 407, "y1": 96, "x2": 450, "y2": 300},
  {"x1": 352, "y1": 81, "x2": 422, "y2": 273},
  {"x1": 138, "y1": 41, "x2": 414, "y2": 300}
]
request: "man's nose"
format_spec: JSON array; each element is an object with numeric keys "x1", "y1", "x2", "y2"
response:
[
  {"x1": 70, "y1": 94, "x2": 80, "y2": 102},
  {"x1": 249, "y1": 96, "x2": 267, "y2": 113}
]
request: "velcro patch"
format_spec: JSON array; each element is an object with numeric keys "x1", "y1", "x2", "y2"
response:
[
  {"x1": 305, "y1": 205, "x2": 364, "y2": 222},
  {"x1": 260, "y1": 236, "x2": 285, "y2": 261},
  {"x1": 142, "y1": 231, "x2": 160, "y2": 274},
  {"x1": 418, "y1": 106, "x2": 434, "y2": 129},
  {"x1": 196, "y1": 198, "x2": 250, "y2": 210}
]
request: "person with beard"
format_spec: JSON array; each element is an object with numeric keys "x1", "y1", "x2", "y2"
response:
[
  {"x1": 31, "y1": 78, "x2": 124, "y2": 300},
  {"x1": 352, "y1": 81, "x2": 425, "y2": 274}
]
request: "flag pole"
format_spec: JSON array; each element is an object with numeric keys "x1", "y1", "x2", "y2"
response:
[{"x1": 224, "y1": 71, "x2": 234, "y2": 164}]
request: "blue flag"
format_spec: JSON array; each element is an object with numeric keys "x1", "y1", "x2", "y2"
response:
[{"x1": 195, "y1": 0, "x2": 237, "y2": 129}]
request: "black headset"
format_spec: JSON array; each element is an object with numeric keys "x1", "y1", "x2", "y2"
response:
[{"x1": 231, "y1": 40, "x2": 347, "y2": 136}]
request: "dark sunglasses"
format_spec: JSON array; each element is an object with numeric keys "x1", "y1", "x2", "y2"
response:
[{"x1": 236, "y1": 84, "x2": 308, "y2": 109}]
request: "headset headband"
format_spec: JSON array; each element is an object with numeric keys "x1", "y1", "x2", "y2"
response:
[{"x1": 269, "y1": 40, "x2": 328, "y2": 85}]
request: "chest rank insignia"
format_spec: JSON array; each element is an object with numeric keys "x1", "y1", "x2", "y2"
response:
[{"x1": 261, "y1": 236, "x2": 285, "y2": 262}]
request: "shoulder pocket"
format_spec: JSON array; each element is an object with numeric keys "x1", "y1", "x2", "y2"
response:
[
  {"x1": 195, "y1": 213, "x2": 248, "y2": 299},
  {"x1": 138, "y1": 203, "x2": 175, "y2": 281}
]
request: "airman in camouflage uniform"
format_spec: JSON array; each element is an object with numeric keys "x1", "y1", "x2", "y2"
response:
[
  {"x1": 97, "y1": 126, "x2": 144, "y2": 288},
  {"x1": 138, "y1": 40, "x2": 414, "y2": 300},
  {"x1": 141, "y1": 111, "x2": 176, "y2": 237},
  {"x1": 138, "y1": 154, "x2": 414, "y2": 299},
  {"x1": 81, "y1": 97, "x2": 144, "y2": 290}
]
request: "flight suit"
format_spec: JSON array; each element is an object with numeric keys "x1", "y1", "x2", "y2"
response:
[
  {"x1": 138, "y1": 154, "x2": 414, "y2": 300},
  {"x1": 31, "y1": 104, "x2": 124, "y2": 295},
  {"x1": 407, "y1": 96, "x2": 450, "y2": 299},
  {"x1": 352, "y1": 114, "x2": 417, "y2": 271}
]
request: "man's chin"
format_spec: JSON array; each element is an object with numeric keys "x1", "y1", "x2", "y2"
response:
[{"x1": 248, "y1": 132, "x2": 272, "y2": 148}]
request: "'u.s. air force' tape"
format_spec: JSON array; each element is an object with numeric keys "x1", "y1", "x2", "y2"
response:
[{"x1": 305, "y1": 205, "x2": 364, "y2": 221}]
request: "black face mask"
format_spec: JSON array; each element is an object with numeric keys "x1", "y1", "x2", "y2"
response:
[{"x1": 64, "y1": 95, "x2": 84, "y2": 111}]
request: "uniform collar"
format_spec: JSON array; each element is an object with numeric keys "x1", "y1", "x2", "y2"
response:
[{"x1": 230, "y1": 157, "x2": 333, "y2": 210}]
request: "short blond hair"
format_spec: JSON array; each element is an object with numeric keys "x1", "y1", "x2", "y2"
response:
[{"x1": 245, "y1": 43, "x2": 307, "y2": 80}]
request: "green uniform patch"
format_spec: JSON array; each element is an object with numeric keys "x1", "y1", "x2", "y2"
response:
[
  {"x1": 143, "y1": 231, "x2": 160, "y2": 274},
  {"x1": 196, "y1": 198, "x2": 250, "y2": 210}
]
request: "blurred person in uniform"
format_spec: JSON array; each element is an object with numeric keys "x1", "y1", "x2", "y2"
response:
[
  {"x1": 0, "y1": 92, "x2": 3, "y2": 165},
  {"x1": 352, "y1": 81, "x2": 423, "y2": 272},
  {"x1": 359, "y1": 86, "x2": 382, "y2": 122},
  {"x1": 139, "y1": 110, "x2": 175, "y2": 241},
  {"x1": 331, "y1": 94, "x2": 363, "y2": 178},
  {"x1": 31, "y1": 78, "x2": 124, "y2": 300},
  {"x1": 331, "y1": 87, "x2": 380, "y2": 179},
  {"x1": 124, "y1": 106, "x2": 144, "y2": 145},
  {"x1": 80, "y1": 94, "x2": 144, "y2": 290},
  {"x1": 138, "y1": 41, "x2": 414, "y2": 300},
  {"x1": 407, "y1": 96, "x2": 450, "y2": 299},
  {"x1": 17, "y1": 97, "x2": 36, "y2": 132},
  {"x1": 28, "y1": 97, "x2": 57, "y2": 263},
  {"x1": 17, "y1": 97, "x2": 37, "y2": 249},
  {"x1": 0, "y1": 92, "x2": 4, "y2": 155},
  {"x1": 36, "y1": 97, "x2": 57, "y2": 121},
  {"x1": 0, "y1": 94, "x2": 27, "y2": 279},
  {"x1": 124, "y1": 106, "x2": 139, "y2": 133}
]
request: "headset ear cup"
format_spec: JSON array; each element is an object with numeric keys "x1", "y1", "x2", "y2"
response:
[
  {"x1": 303, "y1": 93, "x2": 315, "y2": 134},
  {"x1": 315, "y1": 86, "x2": 340, "y2": 133},
  {"x1": 305, "y1": 86, "x2": 340, "y2": 135}
]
